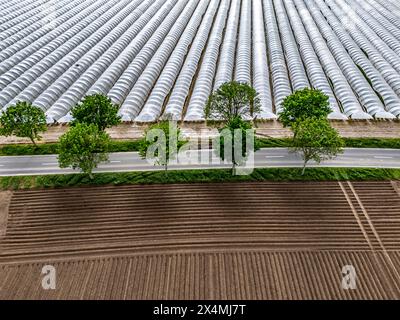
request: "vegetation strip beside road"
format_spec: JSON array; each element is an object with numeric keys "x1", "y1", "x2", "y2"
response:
[
  {"x1": 1, "y1": 167, "x2": 400, "y2": 190},
  {"x1": 0, "y1": 140, "x2": 142, "y2": 156},
  {"x1": 1, "y1": 138, "x2": 400, "y2": 157}
]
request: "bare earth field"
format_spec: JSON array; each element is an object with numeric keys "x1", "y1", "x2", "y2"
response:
[
  {"x1": 1, "y1": 181, "x2": 400, "y2": 299},
  {"x1": 0, "y1": 121, "x2": 399, "y2": 145}
]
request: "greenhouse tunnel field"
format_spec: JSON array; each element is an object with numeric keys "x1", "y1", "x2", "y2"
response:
[
  {"x1": 1, "y1": 0, "x2": 400, "y2": 124},
  {"x1": 3, "y1": 0, "x2": 400, "y2": 302}
]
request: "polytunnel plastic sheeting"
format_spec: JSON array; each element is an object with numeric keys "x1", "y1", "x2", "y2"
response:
[
  {"x1": 0, "y1": 0, "x2": 33, "y2": 11},
  {"x1": 263, "y1": 0, "x2": 291, "y2": 114},
  {"x1": 325, "y1": 0, "x2": 400, "y2": 76},
  {"x1": 161, "y1": 0, "x2": 224, "y2": 121},
  {"x1": 251, "y1": 0, "x2": 275, "y2": 119},
  {"x1": 303, "y1": 0, "x2": 395, "y2": 119},
  {"x1": 334, "y1": 0, "x2": 400, "y2": 58},
  {"x1": 315, "y1": 0, "x2": 400, "y2": 117},
  {"x1": 234, "y1": 0, "x2": 251, "y2": 84},
  {"x1": 288, "y1": 0, "x2": 370, "y2": 119},
  {"x1": 88, "y1": 0, "x2": 182, "y2": 97},
  {"x1": 55, "y1": 0, "x2": 173, "y2": 105},
  {"x1": 273, "y1": 0, "x2": 309, "y2": 92},
  {"x1": 213, "y1": 0, "x2": 240, "y2": 90},
  {"x1": 0, "y1": 0, "x2": 35, "y2": 16},
  {"x1": 364, "y1": 0, "x2": 400, "y2": 30},
  {"x1": 0, "y1": 0, "x2": 124, "y2": 108},
  {"x1": 375, "y1": 0, "x2": 400, "y2": 20},
  {"x1": 0, "y1": 0, "x2": 45, "y2": 18},
  {"x1": 14, "y1": 0, "x2": 143, "y2": 107},
  {"x1": 0, "y1": 2, "x2": 76, "y2": 45},
  {"x1": 105, "y1": 1, "x2": 190, "y2": 106},
  {"x1": 2, "y1": 0, "x2": 400, "y2": 123},
  {"x1": 319, "y1": 0, "x2": 400, "y2": 92},
  {"x1": 0, "y1": 0, "x2": 54, "y2": 42},
  {"x1": 363, "y1": 2, "x2": 400, "y2": 40},
  {"x1": 0, "y1": 0, "x2": 91, "y2": 78},
  {"x1": 0, "y1": 0, "x2": 100, "y2": 66},
  {"x1": 388, "y1": 0, "x2": 400, "y2": 11},
  {"x1": 31, "y1": 0, "x2": 149, "y2": 117},
  {"x1": 184, "y1": 0, "x2": 230, "y2": 121},
  {"x1": 347, "y1": 0, "x2": 400, "y2": 48},
  {"x1": 0, "y1": 0, "x2": 49, "y2": 29},
  {"x1": 2, "y1": 0, "x2": 137, "y2": 110},
  {"x1": 123, "y1": 0, "x2": 209, "y2": 122},
  {"x1": 137, "y1": 0, "x2": 219, "y2": 122},
  {"x1": 117, "y1": 0, "x2": 203, "y2": 121},
  {"x1": 0, "y1": 0, "x2": 103, "y2": 84},
  {"x1": 57, "y1": 112, "x2": 73, "y2": 123},
  {"x1": 45, "y1": 0, "x2": 172, "y2": 122},
  {"x1": 281, "y1": 0, "x2": 345, "y2": 119}
]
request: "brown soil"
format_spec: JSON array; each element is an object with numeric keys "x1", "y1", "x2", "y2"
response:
[
  {"x1": 0, "y1": 192, "x2": 12, "y2": 238},
  {"x1": 0, "y1": 181, "x2": 400, "y2": 299}
]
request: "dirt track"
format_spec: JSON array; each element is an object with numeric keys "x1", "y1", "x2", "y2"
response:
[
  {"x1": 1, "y1": 181, "x2": 400, "y2": 299},
  {"x1": 0, "y1": 191, "x2": 12, "y2": 238}
]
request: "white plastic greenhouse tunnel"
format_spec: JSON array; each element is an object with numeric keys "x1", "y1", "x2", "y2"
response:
[{"x1": 1, "y1": 0, "x2": 400, "y2": 123}]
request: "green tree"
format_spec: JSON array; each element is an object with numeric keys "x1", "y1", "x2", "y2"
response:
[
  {"x1": 0, "y1": 101, "x2": 47, "y2": 146},
  {"x1": 71, "y1": 94, "x2": 121, "y2": 131},
  {"x1": 138, "y1": 121, "x2": 187, "y2": 171},
  {"x1": 205, "y1": 81, "x2": 261, "y2": 122},
  {"x1": 279, "y1": 88, "x2": 332, "y2": 128},
  {"x1": 58, "y1": 123, "x2": 111, "y2": 179},
  {"x1": 291, "y1": 118, "x2": 345, "y2": 175},
  {"x1": 216, "y1": 116, "x2": 261, "y2": 175}
]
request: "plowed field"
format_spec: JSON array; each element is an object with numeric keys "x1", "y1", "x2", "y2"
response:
[{"x1": 1, "y1": 181, "x2": 400, "y2": 299}]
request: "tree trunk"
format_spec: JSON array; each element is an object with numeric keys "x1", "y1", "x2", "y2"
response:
[
  {"x1": 301, "y1": 160, "x2": 307, "y2": 175},
  {"x1": 30, "y1": 136, "x2": 37, "y2": 147}
]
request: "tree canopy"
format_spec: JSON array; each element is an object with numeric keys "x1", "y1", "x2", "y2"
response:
[
  {"x1": 216, "y1": 116, "x2": 261, "y2": 174},
  {"x1": 138, "y1": 121, "x2": 187, "y2": 171},
  {"x1": 0, "y1": 101, "x2": 47, "y2": 145},
  {"x1": 291, "y1": 117, "x2": 344, "y2": 174},
  {"x1": 205, "y1": 81, "x2": 261, "y2": 122},
  {"x1": 279, "y1": 88, "x2": 332, "y2": 128},
  {"x1": 71, "y1": 94, "x2": 121, "y2": 131},
  {"x1": 58, "y1": 123, "x2": 111, "y2": 178}
]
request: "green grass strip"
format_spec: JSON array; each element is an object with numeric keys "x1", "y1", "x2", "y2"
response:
[
  {"x1": 0, "y1": 140, "x2": 142, "y2": 156},
  {"x1": 1, "y1": 167, "x2": 400, "y2": 190},
  {"x1": 0, "y1": 138, "x2": 399, "y2": 157},
  {"x1": 257, "y1": 137, "x2": 400, "y2": 149}
]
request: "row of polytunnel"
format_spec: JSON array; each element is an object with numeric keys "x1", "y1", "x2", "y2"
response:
[{"x1": 1, "y1": 0, "x2": 400, "y2": 123}]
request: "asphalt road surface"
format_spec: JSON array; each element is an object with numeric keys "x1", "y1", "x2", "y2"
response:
[{"x1": 0, "y1": 148, "x2": 399, "y2": 176}]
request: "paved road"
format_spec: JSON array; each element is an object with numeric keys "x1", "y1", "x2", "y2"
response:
[{"x1": 0, "y1": 148, "x2": 399, "y2": 176}]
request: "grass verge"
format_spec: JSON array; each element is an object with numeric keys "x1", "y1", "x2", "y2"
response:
[
  {"x1": 258, "y1": 137, "x2": 400, "y2": 149},
  {"x1": 1, "y1": 167, "x2": 399, "y2": 190},
  {"x1": 0, "y1": 140, "x2": 142, "y2": 156}
]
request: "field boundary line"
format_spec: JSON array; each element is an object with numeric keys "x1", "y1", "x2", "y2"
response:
[
  {"x1": 346, "y1": 181, "x2": 400, "y2": 296},
  {"x1": 338, "y1": 182, "x2": 374, "y2": 251}
]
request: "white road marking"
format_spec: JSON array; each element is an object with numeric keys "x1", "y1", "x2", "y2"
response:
[
  {"x1": 42, "y1": 162, "x2": 58, "y2": 166},
  {"x1": 374, "y1": 156, "x2": 393, "y2": 159},
  {"x1": 265, "y1": 156, "x2": 285, "y2": 158},
  {"x1": 109, "y1": 161, "x2": 122, "y2": 164}
]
